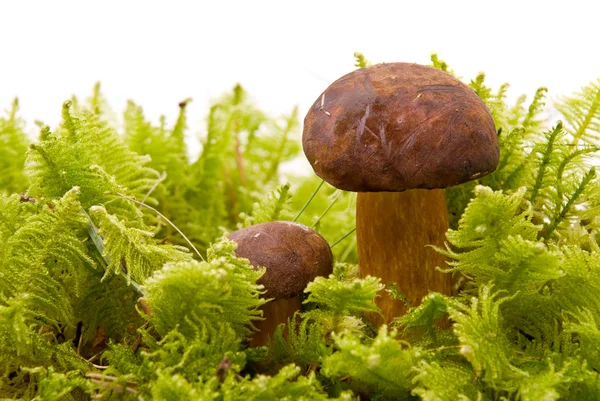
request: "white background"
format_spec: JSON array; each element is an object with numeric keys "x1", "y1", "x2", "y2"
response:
[{"x1": 1, "y1": 0, "x2": 598, "y2": 159}]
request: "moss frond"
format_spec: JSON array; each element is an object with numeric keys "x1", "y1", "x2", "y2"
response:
[
  {"x1": 240, "y1": 183, "x2": 292, "y2": 228},
  {"x1": 26, "y1": 101, "x2": 159, "y2": 222},
  {"x1": 89, "y1": 205, "x2": 191, "y2": 283},
  {"x1": 322, "y1": 326, "x2": 420, "y2": 399},
  {"x1": 304, "y1": 263, "x2": 383, "y2": 316},
  {"x1": 556, "y1": 78, "x2": 600, "y2": 144},
  {"x1": 143, "y1": 238, "x2": 266, "y2": 340},
  {"x1": 0, "y1": 98, "x2": 29, "y2": 194},
  {"x1": 267, "y1": 315, "x2": 330, "y2": 369},
  {"x1": 448, "y1": 285, "x2": 522, "y2": 384},
  {"x1": 353, "y1": 52, "x2": 370, "y2": 68}
]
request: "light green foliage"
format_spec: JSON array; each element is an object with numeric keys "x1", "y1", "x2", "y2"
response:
[
  {"x1": 446, "y1": 66, "x2": 600, "y2": 241},
  {"x1": 515, "y1": 361, "x2": 584, "y2": 401},
  {"x1": 444, "y1": 56, "x2": 554, "y2": 229},
  {"x1": 556, "y1": 78, "x2": 600, "y2": 144},
  {"x1": 2, "y1": 55, "x2": 600, "y2": 399},
  {"x1": 101, "y1": 350, "x2": 353, "y2": 400},
  {"x1": 181, "y1": 85, "x2": 300, "y2": 249},
  {"x1": 410, "y1": 53, "x2": 600, "y2": 398},
  {"x1": 0, "y1": 193, "x2": 38, "y2": 257},
  {"x1": 260, "y1": 264, "x2": 383, "y2": 374},
  {"x1": 429, "y1": 52, "x2": 455, "y2": 75},
  {"x1": 353, "y1": 52, "x2": 370, "y2": 68},
  {"x1": 267, "y1": 315, "x2": 330, "y2": 369},
  {"x1": 291, "y1": 179, "x2": 357, "y2": 262},
  {"x1": 439, "y1": 185, "x2": 565, "y2": 339},
  {"x1": 240, "y1": 184, "x2": 293, "y2": 228},
  {"x1": 120, "y1": 84, "x2": 302, "y2": 254},
  {"x1": 26, "y1": 99, "x2": 158, "y2": 223},
  {"x1": 28, "y1": 367, "x2": 91, "y2": 401},
  {"x1": 441, "y1": 183, "x2": 600, "y2": 341},
  {"x1": 0, "y1": 189, "x2": 87, "y2": 354},
  {"x1": 322, "y1": 326, "x2": 421, "y2": 400},
  {"x1": 0, "y1": 189, "x2": 92, "y2": 396},
  {"x1": 303, "y1": 264, "x2": 383, "y2": 335},
  {"x1": 554, "y1": 246, "x2": 600, "y2": 318},
  {"x1": 264, "y1": 264, "x2": 384, "y2": 371},
  {"x1": 221, "y1": 364, "x2": 355, "y2": 401},
  {"x1": 89, "y1": 205, "x2": 191, "y2": 283},
  {"x1": 123, "y1": 99, "x2": 188, "y2": 187},
  {"x1": 122, "y1": 98, "x2": 190, "y2": 231},
  {"x1": 438, "y1": 182, "x2": 600, "y2": 394},
  {"x1": 440, "y1": 186, "x2": 554, "y2": 289},
  {"x1": 394, "y1": 292, "x2": 452, "y2": 342},
  {"x1": 412, "y1": 359, "x2": 487, "y2": 401},
  {"x1": 100, "y1": 322, "x2": 245, "y2": 397},
  {"x1": 563, "y1": 308, "x2": 600, "y2": 372},
  {"x1": 1, "y1": 187, "x2": 91, "y2": 312},
  {"x1": 448, "y1": 286, "x2": 522, "y2": 384},
  {"x1": 524, "y1": 124, "x2": 598, "y2": 239},
  {"x1": 0, "y1": 98, "x2": 29, "y2": 194},
  {"x1": 203, "y1": 364, "x2": 355, "y2": 401},
  {"x1": 305, "y1": 263, "x2": 382, "y2": 316},
  {"x1": 0, "y1": 81, "x2": 332, "y2": 399},
  {"x1": 143, "y1": 238, "x2": 266, "y2": 339}
]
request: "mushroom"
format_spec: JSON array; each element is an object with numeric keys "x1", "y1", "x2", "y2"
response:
[
  {"x1": 302, "y1": 62, "x2": 499, "y2": 324},
  {"x1": 229, "y1": 221, "x2": 333, "y2": 346}
]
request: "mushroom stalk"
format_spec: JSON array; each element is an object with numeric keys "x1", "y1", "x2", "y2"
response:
[
  {"x1": 356, "y1": 189, "x2": 452, "y2": 325},
  {"x1": 248, "y1": 297, "x2": 302, "y2": 347}
]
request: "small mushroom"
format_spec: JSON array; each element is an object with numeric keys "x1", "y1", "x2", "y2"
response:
[
  {"x1": 303, "y1": 62, "x2": 499, "y2": 324},
  {"x1": 229, "y1": 221, "x2": 333, "y2": 346}
]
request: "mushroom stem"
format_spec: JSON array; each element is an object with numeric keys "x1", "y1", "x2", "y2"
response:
[
  {"x1": 249, "y1": 297, "x2": 302, "y2": 347},
  {"x1": 356, "y1": 189, "x2": 452, "y2": 325}
]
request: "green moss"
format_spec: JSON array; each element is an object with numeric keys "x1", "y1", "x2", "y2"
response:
[{"x1": 1, "y1": 54, "x2": 600, "y2": 399}]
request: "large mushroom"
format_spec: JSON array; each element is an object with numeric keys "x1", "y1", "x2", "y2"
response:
[
  {"x1": 302, "y1": 62, "x2": 499, "y2": 324},
  {"x1": 229, "y1": 221, "x2": 333, "y2": 346}
]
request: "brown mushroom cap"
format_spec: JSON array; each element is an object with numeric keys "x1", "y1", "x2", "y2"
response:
[
  {"x1": 228, "y1": 221, "x2": 333, "y2": 299},
  {"x1": 303, "y1": 62, "x2": 499, "y2": 192}
]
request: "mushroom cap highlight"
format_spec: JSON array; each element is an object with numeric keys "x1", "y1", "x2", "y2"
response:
[
  {"x1": 302, "y1": 62, "x2": 499, "y2": 192},
  {"x1": 228, "y1": 221, "x2": 333, "y2": 299}
]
